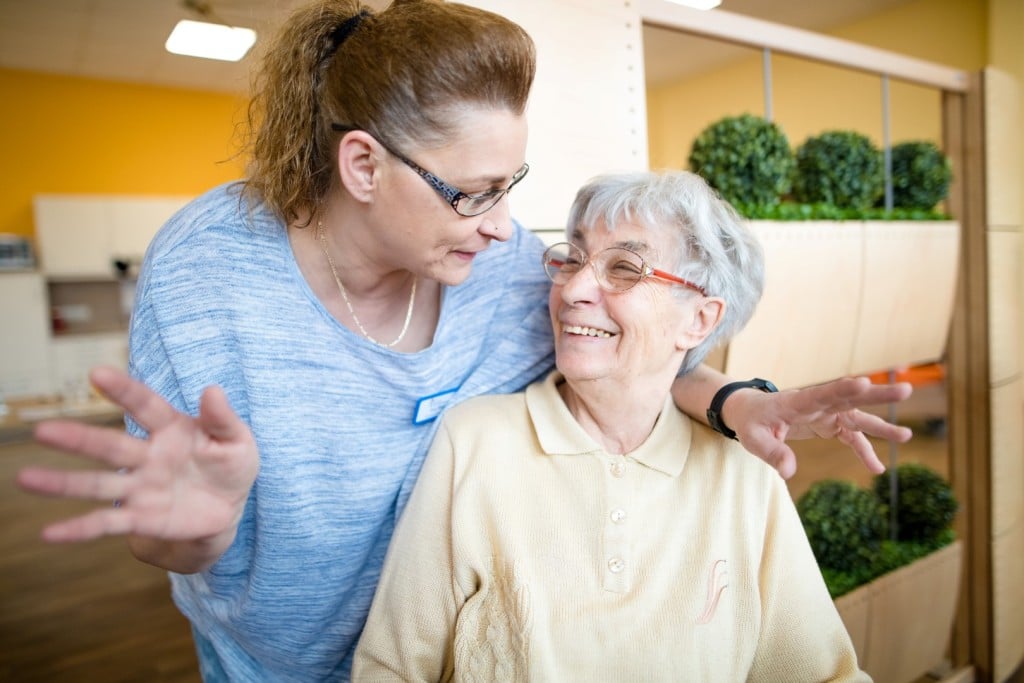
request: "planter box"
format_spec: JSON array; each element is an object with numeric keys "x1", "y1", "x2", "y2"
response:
[
  {"x1": 717, "y1": 220, "x2": 960, "y2": 390},
  {"x1": 835, "y1": 539, "x2": 963, "y2": 683}
]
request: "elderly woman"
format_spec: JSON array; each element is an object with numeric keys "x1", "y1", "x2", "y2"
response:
[{"x1": 352, "y1": 170, "x2": 866, "y2": 681}]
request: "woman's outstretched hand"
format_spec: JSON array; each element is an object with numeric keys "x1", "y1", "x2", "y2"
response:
[
  {"x1": 726, "y1": 376, "x2": 914, "y2": 479},
  {"x1": 16, "y1": 366, "x2": 259, "y2": 554}
]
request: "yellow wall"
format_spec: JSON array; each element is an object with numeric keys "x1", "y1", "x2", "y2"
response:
[
  {"x1": 0, "y1": 69, "x2": 247, "y2": 240},
  {"x1": 647, "y1": 0, "x2": 988, "y2": 170}
]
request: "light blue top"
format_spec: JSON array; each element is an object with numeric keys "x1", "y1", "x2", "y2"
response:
[{"x1": 127, "y1": 182, "x2": 555, "y2": 681}]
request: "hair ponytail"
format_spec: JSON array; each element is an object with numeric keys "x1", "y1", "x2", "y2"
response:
[
  {"x1": 241, "y1": 0, "x2": 535, "y2": 227},
  {"x1": 242, "y1": 1, "x2": 368, "y2": 225}
]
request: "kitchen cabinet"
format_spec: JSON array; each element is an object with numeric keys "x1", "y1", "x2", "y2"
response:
[
  {"x1": 0, "y1": 271, "x2": 53, "y2": 398},
  {"x1": 34, "y1": 195, "x2": 190, "y2": 278},
  {"x1": 0, "y1": 195, "x2": 192, "y2": 402}
]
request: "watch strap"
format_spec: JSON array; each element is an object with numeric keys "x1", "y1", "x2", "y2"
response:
[{"x1": 706, "y1": 378, "x2": 779, "y2": 440}]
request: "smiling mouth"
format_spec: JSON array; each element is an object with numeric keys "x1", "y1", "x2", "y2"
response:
[{"x1": 563, "y1": 324, "x2": 615, "y2": 338}]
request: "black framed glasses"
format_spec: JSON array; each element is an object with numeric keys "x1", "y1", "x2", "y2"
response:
[
  {"x1": 331, "y1": 123, "x2": 529, "y2": 217},
  {"x1": 542, "y1": 241, "x2": 708, "y2": 295}
]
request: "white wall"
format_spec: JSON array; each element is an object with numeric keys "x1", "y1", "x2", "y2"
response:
[{"x1": 468, "y1": 0, "x2": 650, "y2": 230}]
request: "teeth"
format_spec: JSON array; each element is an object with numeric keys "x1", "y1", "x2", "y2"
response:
[{"x1": 563, "y1": 325, "x2": 613, "y2": 338}]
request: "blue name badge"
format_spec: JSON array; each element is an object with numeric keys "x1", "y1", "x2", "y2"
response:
[{"x1": 413, "y1": 386, "x2": 461, "y2": 425}]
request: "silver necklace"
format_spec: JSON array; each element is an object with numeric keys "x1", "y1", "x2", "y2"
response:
[{"x1": 317, "y1": 221, "x2": 417, "y2": 348}]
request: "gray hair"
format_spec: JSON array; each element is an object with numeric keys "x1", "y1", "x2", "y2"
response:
[{"x1": 565, "y1": 170, "x2": 765, "y2": 375}]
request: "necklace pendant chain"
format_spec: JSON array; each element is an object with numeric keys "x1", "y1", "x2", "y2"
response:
[{"x1": 317, "y1": 221, "x2": 417, "y2": 348}]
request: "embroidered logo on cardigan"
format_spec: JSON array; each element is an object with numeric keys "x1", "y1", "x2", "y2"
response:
[{"x1": 696, "y1": 559, "x2": 729, "y2": 624}]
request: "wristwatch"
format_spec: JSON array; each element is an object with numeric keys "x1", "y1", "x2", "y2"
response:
[{"x1": 706, "y1": 378, "x2": 779, "y2": 440}]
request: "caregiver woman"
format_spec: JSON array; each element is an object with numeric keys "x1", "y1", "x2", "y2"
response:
[{"x1": 17, "y1": 0, "x2": 910, "y2": 681}]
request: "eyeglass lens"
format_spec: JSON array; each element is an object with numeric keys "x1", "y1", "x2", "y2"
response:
[
  {"x1": 457, "y1": 193, "x2": 505, "y2": 217},
  {"x1": 454, "y1": 164, "x2": 530, "y2": 217},
  {"x1": 543, "y1": 242, "x2": 650, "y2": 292}
]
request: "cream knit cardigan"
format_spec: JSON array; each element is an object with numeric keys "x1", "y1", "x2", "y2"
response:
[{"x1": 353, "y1": 372, "x2": 868, "y2": 682}]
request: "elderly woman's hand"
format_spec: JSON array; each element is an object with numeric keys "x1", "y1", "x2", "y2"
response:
[
  {"x1": 16, "y1": 366, "x2": 259, "y2": 559},
  {"x1": 723, "y1": 376, "x2": 913, "y2": 479}
]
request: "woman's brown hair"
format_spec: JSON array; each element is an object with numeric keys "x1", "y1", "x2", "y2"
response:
[{"x1": 242, "y1": 0, "x2": 536, "y2": 225}]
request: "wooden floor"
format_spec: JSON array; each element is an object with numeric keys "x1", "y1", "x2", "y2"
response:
[
  {"x1": 0, "y1": 385, "x2": 949, "y2": 681},
  {"x1": 0, "y1": 431, "x2": 200, "y2": 683}
]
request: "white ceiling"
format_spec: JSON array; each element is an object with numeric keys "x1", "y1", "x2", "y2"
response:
[{"x1": 0, "y1": 0, "x2": 914, "y2": 94}]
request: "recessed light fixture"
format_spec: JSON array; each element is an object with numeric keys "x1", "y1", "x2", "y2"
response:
[
  {"x1": 666, "y1": 0, "x2": 722, "y2": 9},
  {"x1": 165, "y1": 19, "x2": 256, "y2": 62}
]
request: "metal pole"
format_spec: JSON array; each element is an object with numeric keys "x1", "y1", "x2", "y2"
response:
[
  {"x1": 882, "y1": 75, "x2": 893, "y2": 212},
  {"x1": 888, "y1": 368, "x2": 899, "y2": 540},
  {"x1": 763, "y1": 47, "x2": 773, "y2": 121}
]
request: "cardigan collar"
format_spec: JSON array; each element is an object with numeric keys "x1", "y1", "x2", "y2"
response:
[{"x1": 525, "y1": 371, "x2": 691, "y2": 478}]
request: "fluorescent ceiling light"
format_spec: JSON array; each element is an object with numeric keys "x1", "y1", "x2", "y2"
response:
[
  {"x1": 665, "y1": 0, "x2": 722, "y2": 8},
  {"x1": 165, "y1": 19, "x2": 256, "y2": 62}
]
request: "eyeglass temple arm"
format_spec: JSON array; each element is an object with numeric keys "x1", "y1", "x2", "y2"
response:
[{"x1": 649, "y1": 267, "x2": 708, "y2": 296}]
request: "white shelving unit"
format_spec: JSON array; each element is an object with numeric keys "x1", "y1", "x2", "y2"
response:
[
  {"x1": 0, "y1": 270, "x2": 53, "y2": 399},
  {"x1": 0, "y1": 195, "x2": 190, "y2": 404}
]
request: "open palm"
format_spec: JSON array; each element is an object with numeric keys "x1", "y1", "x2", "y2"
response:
[{"x1": 16, "y1": 366, "x2": 259, "y2": 545}]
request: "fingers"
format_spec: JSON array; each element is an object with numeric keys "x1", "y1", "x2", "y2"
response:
[
  {"x1": 739, "y1": 431, "x2": 798, "y2": 479},
  {"x1": 835, "y1": 430, "x2": 887, "y2": 474},
  {"x1": 196, "y1": 386, "x2": 249, "y2": 442},
  {"x1": 844, "y1": 410, "x2": 913, "y2": 443},
  {"x1": 40, "y1": 508, "x2": 134, "y2": 543},
  {"x1": 16, "y1": 465, "x2": 129, "y2": 502},
  {"x1": 797, "y1": 376, "x2": 913, "y2": 412},
  {"x1": 767, "y1": 446, "x2": 797, "y2": 480},
  {"x1": 34, "y1": 420, "x2": 149, "y2": 469},
  {"x1": 88, "y1": 366, "x2": 182, "y2": 434},
  {"x1": 848, "y1": 378, "x2": 913, "y2": 406}
]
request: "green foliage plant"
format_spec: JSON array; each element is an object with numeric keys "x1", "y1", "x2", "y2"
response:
[
  {"x1": 793, "y1": 130, "x2": 884, "y2": 210},
  {"x1": 796, "y1": 479, "x2": 888, "y2": 574},
  {"x1": 687, "y1": 113, "x2": 795, "y2": 209},
  {"x1": 797, "y1": 465, "x2": 958, "y2": 598},
  {"x1": 742, "y1": 202, "x2": 948, "y2": 221},
  {"x1": 873, "y1": 463, "x2": 958, "y2": 542},
  {"x1": 887, "y1": 141, "x2": 953, "y2": 211}
]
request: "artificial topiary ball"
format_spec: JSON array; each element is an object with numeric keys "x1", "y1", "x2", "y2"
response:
[
  {"x1": 796, "y1": 479, "x2": 888, "y2": 573},
  {"x1": 873, "y1": 463, "x2": 957, "y2": 543},
  {"x1": 793, "y1": 130, "x2": 884, "y2": 210},
  {"x1": 888, "y1": 141, "x2": 953, "y2": 210},
  {"x1": 687, "y1": 113, "x2": 795, "y2": 209}
]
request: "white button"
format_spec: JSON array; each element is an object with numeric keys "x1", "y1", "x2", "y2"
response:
[
  {"x1": 610, "y1": 462, "x2": 626, "y2": 478},
  {"x1": 610, "y1": 508, "x2": 627, "y2": 524},
  {"x1": 608, "y1": 557, "x2": 625, "y2": 573}
]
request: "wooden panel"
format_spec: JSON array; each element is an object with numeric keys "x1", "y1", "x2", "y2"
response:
[
  {"x1": 856, "y1": 541, "x2": 963, "y2": 683},
  {"x1": 992, "y1": 521, "x2": 1024, "y2": 683},
  {"x1": 944, "y1": 73, "x2": 993, "y2": 677},
  {"x1": 984, "y1": 69, "x2": 1023, "y2": 228},
  {"x1": 987, "y1": 231, "x2": 1022, "y2": 383},
  {"x1": 852, "y1": 221, "x2": 959, "y2": 375},
  {"x1": 990, "y1": 379, "x2": 1024, "y2": 536},
  {"x1": 984, "y1": 66, "x2": 1024, "y2": 682},
  {"x1": 724, "y1": 220, "x2": 959, "y2": 389},
  {"x1": 724, "y1": 221, "x2": 862, "y2": 389}
]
